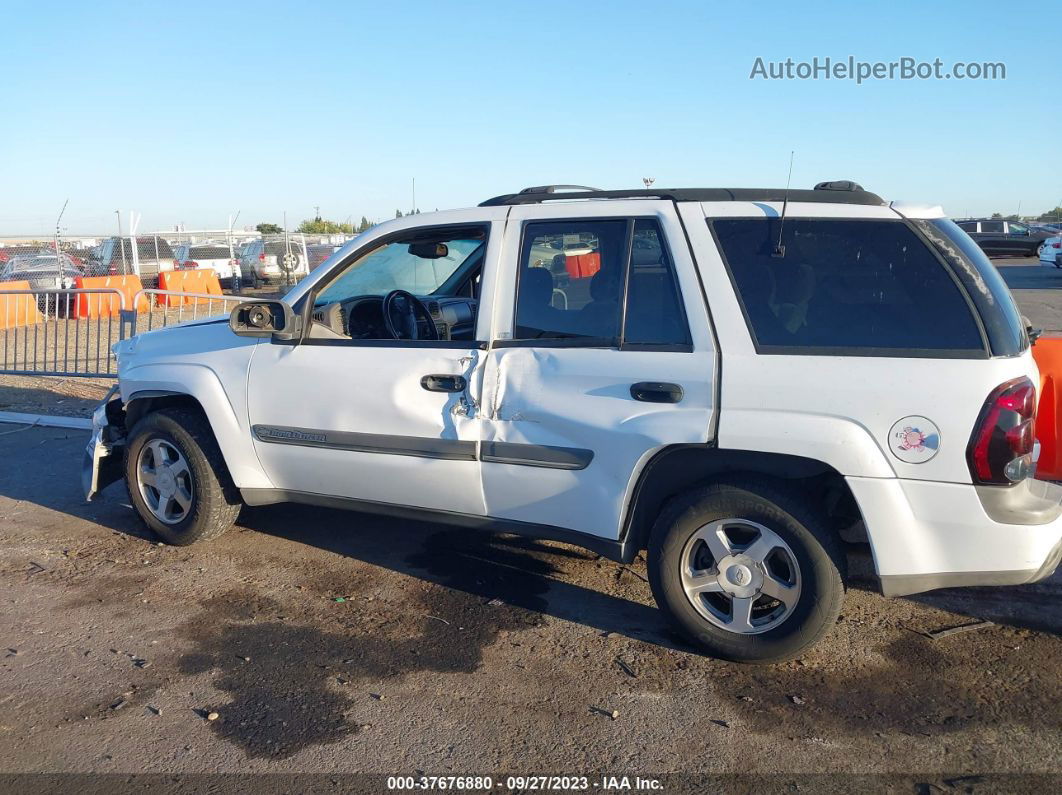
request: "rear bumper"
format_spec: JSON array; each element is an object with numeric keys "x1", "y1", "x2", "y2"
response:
[{"x1": 846, "y1": 476, "x2": 1062, "y2": 597}]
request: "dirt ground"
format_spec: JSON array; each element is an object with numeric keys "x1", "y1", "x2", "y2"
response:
[{"x1": 0, "y1": 260, "x2": 1060, "y2": 791}]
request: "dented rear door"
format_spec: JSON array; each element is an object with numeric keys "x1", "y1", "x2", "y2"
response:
[{"x1": 476, "y1": 200, "x2": 717, "y2": 540}]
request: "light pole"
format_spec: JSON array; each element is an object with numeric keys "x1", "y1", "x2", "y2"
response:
[
  {"x1": 642, "y1": 177, "x2": 655, "y2": 190},
  {"x1": 116, "y1": 210, "x2": 127, "y2": 273}
]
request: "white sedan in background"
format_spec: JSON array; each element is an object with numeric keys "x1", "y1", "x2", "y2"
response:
[{"x1": 1039, "y1": 235, "x2": 1062, "y2": 268}]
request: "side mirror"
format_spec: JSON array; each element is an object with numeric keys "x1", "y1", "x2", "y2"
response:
[{"x1": 229, "y1": 300, "x2": 301, "y2": 341}]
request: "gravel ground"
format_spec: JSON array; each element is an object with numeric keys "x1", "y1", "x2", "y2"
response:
[{"x1": 0, "y1": 259, "x2": 1059, "y2": 790}]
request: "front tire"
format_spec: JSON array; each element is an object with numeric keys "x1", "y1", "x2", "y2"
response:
[
  {"x1": 124, "y1": 408, "x2": 241, "y2": 545},
  {"x1": 648, "y1": 479, "x2": 845, "y2": 663}
]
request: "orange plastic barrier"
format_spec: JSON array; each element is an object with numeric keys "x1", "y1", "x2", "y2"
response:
[
  {"x1": 1033, "y1": 336, "x2": 1062, "y2": 480},
  {"x1": 0, "y1": 280, "x2": 44, "y2": 329},
  {"x1": 565, "y1": 252, "x2": 601, "y2": 280},
  {"x1": 73, "y1": 274, "x2": 147, "y2": 318},
  {"x1": 156, "y1": 269, "x2": 223, "y2": 306}
]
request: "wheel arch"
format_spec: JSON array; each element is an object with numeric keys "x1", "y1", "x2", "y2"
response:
[
  {"x1": 120, "y1": 364, "x2": 272, "y2": 490},
  {"x1": 621, "y1": 446, "x2": 866, "y2": 561}
]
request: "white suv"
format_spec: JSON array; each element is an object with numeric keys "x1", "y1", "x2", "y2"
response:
[{"x1": 83, "y1": 183, "x2": 1062, "y2": 662}]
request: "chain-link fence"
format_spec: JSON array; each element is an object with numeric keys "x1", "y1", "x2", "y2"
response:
[
  {"x1": 0, "y1": 225, "x2": 355, "y2": 378},
  {"x1": 0, "y1": 229, "x2": 353, "y2": 293}
]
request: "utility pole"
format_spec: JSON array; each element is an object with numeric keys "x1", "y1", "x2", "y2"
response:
[
  {"x1": 54, "y1": 199, "x2": 69, "y2": 285},
  {"x1": 412, "y1": 177, "x2": 416, "y2": 214},
  {"x1": 314, "y1": 205, "x2": 321, "y2": 222},
  {"x1": 116, "y1": 209, "x2": 127, "y2": 273}
]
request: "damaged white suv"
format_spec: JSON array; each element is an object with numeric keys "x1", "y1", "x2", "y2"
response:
[{"x1": 84, "y1": 183, "x2": 1062, "y2": 662}]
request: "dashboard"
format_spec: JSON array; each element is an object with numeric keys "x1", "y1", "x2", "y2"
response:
[{"x1": 312, "y1": 295, "x2": 478, "y2": 341}]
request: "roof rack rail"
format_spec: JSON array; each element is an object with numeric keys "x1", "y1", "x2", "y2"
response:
[
  {"x1": 517, "y1": 184, "x2": 603, "y2": 195},
  {"x1": 479, "y1": 184, "x2": 884, "y2": 207}
]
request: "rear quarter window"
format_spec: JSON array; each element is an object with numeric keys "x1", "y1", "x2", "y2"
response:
[
  {"x1": 911, "y1": 218, "x2": 1028, "y2": 356},
  {"x1": 711, "y1": 218, "x2": 987, "y2": 357}
]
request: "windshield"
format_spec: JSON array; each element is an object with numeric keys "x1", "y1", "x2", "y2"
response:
[{"x1": 315, "y1": 236, "x2": 483, "y2": 305}]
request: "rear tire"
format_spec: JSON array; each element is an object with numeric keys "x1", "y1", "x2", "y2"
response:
[
  {"x1": 648, "y1": 479, "x2": 845, "y2": 663},
  {"x1": 124, "y1": 408, "x2": 241, "y2": 545}
]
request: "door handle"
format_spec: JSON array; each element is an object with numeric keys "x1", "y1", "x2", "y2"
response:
[
  {"x1": 630, "y1": 381, "x2": 683, "y2": 403},
  {"x1": 421, "y1": 374, "x2": 467, "y2": 393}
]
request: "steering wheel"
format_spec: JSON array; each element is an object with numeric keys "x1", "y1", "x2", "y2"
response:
[{"x1": 381, "y1": 289, "x2": 439, "y2": 341}]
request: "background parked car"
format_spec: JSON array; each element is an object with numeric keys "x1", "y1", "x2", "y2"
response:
[
  {"x1": 1, "y1": 254, "x2": 84, "y2": 311},
  {"x1": 307, "y1": 242, "x2": 343, "y2": 272},
  {"x1": 237, "y1": 236, "x2": 309, "y2": 288},
  {"x1": 173, "y1": 243, "x2": 238, "y2": 287},
  {"x1": 955, "y1": 219, "x2": 1054, "y2": 257},
  {"x1": 1039, "y1": 235, "x2": 1062, "y2": 268},
  {"x1": 87, "y1": 237, "x2": 176, "y2": 284}
]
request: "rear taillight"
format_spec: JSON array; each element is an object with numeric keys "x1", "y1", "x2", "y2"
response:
[
  {"x1": 968, "y1": 377, "x2": 1037, "y2": 484},
  {"x1": 1052, "y1": 242, "x2": 1061, "y2": 249},
  {"x1": 258, "y1": 253, "x2": 266, "y2": 261}
]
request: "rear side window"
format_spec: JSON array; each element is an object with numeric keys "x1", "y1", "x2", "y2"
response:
[
  {"x1": 912, "y1": 218, "x2": 1027, "y2": 356},
  {"x1": 513, "y1": 218, "x2": 690, "y2": 346},
  {"x1": 712, "y1": 218, "x2": 986, "y2": 357},
  {"x1": 191, "y1": 246, "x2": 230, "y2": 259},
  {"x1": 981, "y1": 220, "x2": 1005, "y2": 234}
]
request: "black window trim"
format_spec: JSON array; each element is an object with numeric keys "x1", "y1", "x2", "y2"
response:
[
  {"x1": 291, "y1": 221, "x2": 493, "y2": 349},
  {"x1": 707, "y1": 216, "x2": 991, "y2": 360},
  {"x1": 505, "y1": 214, "x2": 694, "y2": 352}
]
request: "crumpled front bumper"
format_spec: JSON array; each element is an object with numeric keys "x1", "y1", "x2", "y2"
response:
[{"x1": 82, "y1": 385, "x2": 125, "y2": 501}]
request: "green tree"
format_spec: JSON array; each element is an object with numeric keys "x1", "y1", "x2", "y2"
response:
[
  {"x1": 1038, "y1": 207, "x2": 1062, "y2": 222},
  {"x1": 357, "y1": 216, "x2": 372, "y2": 232},
  {"x1": 297, "y1": 218, "x2": 354, "y2": 234},
  {"x1": 256, "y1": 222, "x2": 282, "y2": 234},
  {"x1": 990, "y1": 212, "x2": 1003, "y2": 219},
  {"x1": 395, "y1": 209, "x2": 404, "y2": 218}
]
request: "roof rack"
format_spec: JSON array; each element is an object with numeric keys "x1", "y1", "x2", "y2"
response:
[{"x1": 479, "y1": 183, "x2": 884, "y2": 207}]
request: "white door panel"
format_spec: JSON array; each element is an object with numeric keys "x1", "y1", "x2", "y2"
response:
[
  {"x1": 478, "y1": 201, "x2": 717, "y2": 541},
  {"x1": 479, "y1": 347, "x2": 713, "y2": 537},
  {"x1": 247, "y1": 343, "x2": 485, "y2": 514}
]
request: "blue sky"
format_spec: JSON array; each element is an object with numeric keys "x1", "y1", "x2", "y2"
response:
[{"x1": 2, "y1": 0, "x2": 1059, "y2": 234}]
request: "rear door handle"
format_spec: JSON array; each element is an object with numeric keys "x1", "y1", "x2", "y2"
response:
[
  {"x1": 421, "y1": 374, "x2": 467, "y2": 393},
  {"x1": 630, "y1": 381, "x2": 683, "y2": 403}
]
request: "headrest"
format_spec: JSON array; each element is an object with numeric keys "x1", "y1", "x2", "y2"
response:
[
  {"x1": 521, "y1": 267, "x2": 554, "y2": 304},
  {"x1": 589, "y1": 269, "x2": 621, "y2": 301}
]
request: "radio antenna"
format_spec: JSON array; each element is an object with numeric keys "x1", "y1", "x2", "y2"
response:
[{"x1": 773, "y1": 151, "x2": 794, "y2": 258}]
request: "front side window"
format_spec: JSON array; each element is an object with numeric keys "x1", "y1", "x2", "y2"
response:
[
  {"x1": 315, "y1": 228, "x2": 485, "y2": 305},
  {"x1": 712, "y1": 218, "x2": 985, "y2": 356},
  {"x1": 513, "y1": 218, "x2": 690, "y2": 346},
  {"x1": 1007, "y1": 222, "x2": 1029, "y2": 235}
]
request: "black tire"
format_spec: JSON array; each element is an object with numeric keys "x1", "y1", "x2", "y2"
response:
[
  {"x1": 647, "y1": 479, "x2": 846, "y2": 663},
  {"x1": 247, "y1": 269, "x2": 260, "y2": 290},
  {"x1": 124, "y1": 408, "x2": 241, "y2": 545}
]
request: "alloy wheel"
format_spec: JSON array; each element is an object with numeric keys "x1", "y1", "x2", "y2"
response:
[
  {"x1": 680, "y1": 518, "x2": 802, "y2": 634},
  {"x1": 136, "y1": 438, "x2": 194, "y2": 525}
]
